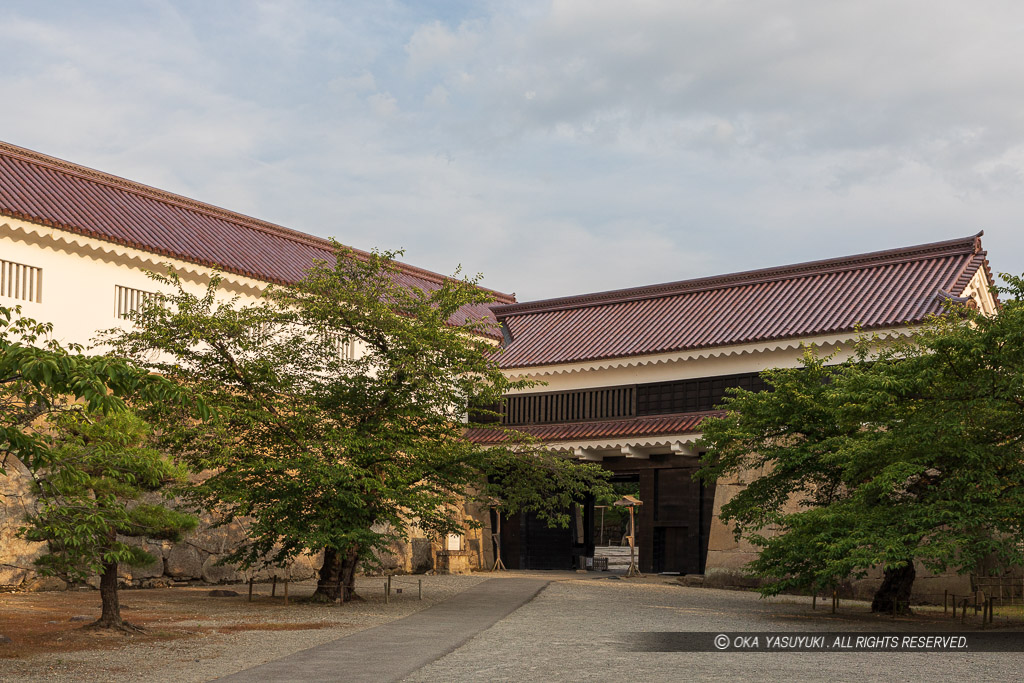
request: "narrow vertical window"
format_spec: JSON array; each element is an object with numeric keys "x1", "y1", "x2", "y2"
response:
[
  {"x1": 325, "y1": 332, "x2": 355, "y2": 360},
  {"x1": 0, "y1": 259, "x2": 43, "y2": 303},
  {"x1": 114, "y1": 285, "x2": 158, "y2": 319}
]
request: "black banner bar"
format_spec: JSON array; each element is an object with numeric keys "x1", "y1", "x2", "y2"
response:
[{"x1": 627, "y1": 632, "x2": 1024, "y2": 652}]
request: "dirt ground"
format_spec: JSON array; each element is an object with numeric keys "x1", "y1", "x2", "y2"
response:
[
  {"x1": 1, "y1": 583, "x2": 338, "y2": 658},
  {"x1": 2, "y1": 574, "x2": 1020, "y2": 681},
  {"x1": 0, "y1": 574, "x2": 486, "y2": 682}
]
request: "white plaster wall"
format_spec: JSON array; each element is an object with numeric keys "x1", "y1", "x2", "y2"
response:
[
  {"x1": 1, "y1": 217, "x2": 364, "y2": 361},
  {"x1": 1, "y1": 220, "x2": 266, "y2": 349},
  {"x1": 502, "y1": 337, "x2": 890, "y2": 395}
]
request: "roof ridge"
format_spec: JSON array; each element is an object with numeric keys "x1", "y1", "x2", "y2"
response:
[
  {"x1": 0, "y1": 140, "x2": 516, "y2": 304},
  {"x1": 494, "y1": 233, "x2": 983, "y2": 317}
]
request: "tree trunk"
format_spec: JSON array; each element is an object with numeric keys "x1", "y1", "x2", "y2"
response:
[
  {"x1": 88, "y1": 561, "x2": 139, "y2": 631},
  {"x1": 310, "y1": 544, "x2": 362, "y2": 604},
  {"x1": 871, "y1": 562, "x2": 916, "y2": 614},
  {"x1": 340, "y1": 544, "x2": 360, "y2": 602},
  {"x1": 310, "y1": 548, "x2": 343, "y2": 603}
]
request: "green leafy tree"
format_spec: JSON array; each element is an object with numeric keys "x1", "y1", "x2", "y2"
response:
[
  {"x1": 1, "y1": 304, "x2": 193, "y2": 475},
  {"x1": 698, "y1": 277, "x2": 1024, "y2": 612},
  {"x1": 105, "y1": 246, "x2": 608, "y2": 602},
  {"x1": 22, "y1": 410, "x2": 196, "y2": 631}
]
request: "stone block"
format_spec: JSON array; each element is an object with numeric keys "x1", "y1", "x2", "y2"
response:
[
  {"x1": 201, "y1": 556, "x2": 244, "y2": 584},
  {"x1": 702, "y1": 569, "x2": 761, "y2": 590},
  {"x1": 180, "y1": 512, "x2": 247, "y2": 555},
  {"x1": 288, "y1": 553, "x2": 320, "y2": 581},
  {"x1": 0, "y1": 566, "x2": 31, "y2": 587},
  {"x1": 165, "y1": 545, "x2": 204, "y2": 579},
  {"x1": 411, "y1": 538, "x2": 434, "y2": 574},
  {"x1": 0, "y1": 458, "x2": 48, "y2": 585},
  {"x1": 119, "y1": 542, "x2": 165, "y2": 581},
  {"x1": 435, "y1": 550, "x2": 473, "y2": 575},
  {"x1": 23, "y1": 576, "x2": 68, "y2": 592},
  {"x1": 377, "y1": 539, "x2": 407, "y2": 573}
]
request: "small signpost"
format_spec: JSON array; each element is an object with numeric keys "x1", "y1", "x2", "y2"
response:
[{"x1": 614, "y1": 495, "x2": 643, "y2": 578}]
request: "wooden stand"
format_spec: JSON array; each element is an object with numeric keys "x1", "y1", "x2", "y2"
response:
[
  {"x1": 491, "y1": 509, "x2": 506, "y2": 571},
  {"x1": 625, "y1": 506, "x2": 641, "y2": 578}
]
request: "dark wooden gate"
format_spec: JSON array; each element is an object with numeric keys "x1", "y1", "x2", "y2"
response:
[{"x1": 499, "y1": 498, "x2": 594, "y2": 570}]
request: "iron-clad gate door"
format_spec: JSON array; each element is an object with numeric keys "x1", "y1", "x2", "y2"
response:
[{"x1": 652, "y1": 468, "x2": 715, "y2": 574}]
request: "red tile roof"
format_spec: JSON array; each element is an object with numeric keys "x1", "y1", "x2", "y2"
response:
[
  {"x1": 494, "y1": 234, "x2": 993, "y2": 368},
  {"x1": 464, "y1": 411, "x2": 718, "y2": 445},
  {"x1": 0, "y1": 141, "x2": 514, "y2": 336}
]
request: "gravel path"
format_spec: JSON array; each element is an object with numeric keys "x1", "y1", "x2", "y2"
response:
[
  {"x1": 406, "y1": 577, "x2": 1024, "y2": 682},
  {"x1": 6, "y1": 574, "x2": 1022, "y2": 682}
]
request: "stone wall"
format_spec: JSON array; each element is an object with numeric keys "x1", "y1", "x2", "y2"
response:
[
  {"x1": 0, "y1": 457, "x2": 47, "y2": 587},
  {"x1": 1, "y1": 460, "x2": 494, "y2": 591},
  {"x1": 703, "y1": 464, "x2": 974, "y2": 602}
]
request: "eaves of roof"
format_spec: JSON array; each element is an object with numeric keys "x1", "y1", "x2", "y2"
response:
[{"x1": 463, "y1": 411, "x2": 719, "y2": 445}]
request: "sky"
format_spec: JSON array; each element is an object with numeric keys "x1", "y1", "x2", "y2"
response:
[{"x1": 1, "y1": 0, "x2": 1022, "y2": 301}]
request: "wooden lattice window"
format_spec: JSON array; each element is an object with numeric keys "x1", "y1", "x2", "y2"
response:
[
  {"x1": 0, "y1": 259, "x2": 42, "y2": 303},
  {"x1": 636, "y1": 372, "x2": 769, "y2": 416},
  {"x1": 115, "y1": 285, "x2": 159, "y2": 319},
  {"x1": 502, "y1": 385, "x2": 636, "y2": 425},
  {"x1": 324, "y1": 332, "x2": 355, "y2": 360}
]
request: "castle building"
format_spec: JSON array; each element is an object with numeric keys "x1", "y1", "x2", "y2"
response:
[
  {"x1": 466, "y1": 233, "x2": 997, "y2": 584},
  {"x1": 0, "y1": 140, "x2": 510, "y2": 584},
  {"x1": 0, "y1": 140, "x2": 1000, "y2": 591}
]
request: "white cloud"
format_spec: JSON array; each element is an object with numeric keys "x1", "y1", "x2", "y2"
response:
[
  {"x1": 1, "y1": 1, "x2": 1023, "y2": 302},
  {"x1": 404, "y1": 20, "x2": 482, "y2": 75}
]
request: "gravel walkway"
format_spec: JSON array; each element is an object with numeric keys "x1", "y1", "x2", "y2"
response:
[
  {"x1": 217, "y1": 578, "x2": 548, "y2": 682},
  {"x1": 7, "y1": 574, "x2": 1023, "y2": 682},
  {"x1": 406, "y1": 577, "x2": 1024, "y2": 682}
]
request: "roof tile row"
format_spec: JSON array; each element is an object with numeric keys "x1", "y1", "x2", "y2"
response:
[
  {"x1": 464, "y1": 411, "x2": 718, "y2": 445},
  {"x1": 495, "y1": 235, "x2": 991, "y2": 368},
  {"x1": 0, "y1": 142, "x2": 513, "y2": 336}
]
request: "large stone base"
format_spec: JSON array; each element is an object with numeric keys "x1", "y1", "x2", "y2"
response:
[
  {"x1": 1, "y1": 457, "x2": 494, "y2": 589},
  {"x1": 703, "y1": 566, "x2": 975, "y2": 604},
  {"x1": 435, "y1": 550, "x2": 474, "y2": 575}
]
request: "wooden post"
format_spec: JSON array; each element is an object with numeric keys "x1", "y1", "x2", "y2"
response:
[
  {"x1": 418, "y1": 579, "x2": 422, "y2": 601},
  {"x1": 248, "y1": 578, "x2": 254, "y2": 602},
  {"x1": 812, "y1": 593, "x2": 816, "y2": 610},
  {"x1": 284, "y1": 579, "x2": 289, "y2": 606},
  {"x1": 384, "y1": 582, "x2": 389, "y2": 605},
  {"x1": 832, "y1": 589, "x2": 837, "y2": 614},
  {"x1": 387, "y1": 575, "x2": 392, "y2": 598},
  {"x1": 492, "y1": 510, "x2": 506, "y2": 572},
  {"x1": 626, "y1": 506, "x2": 641, "y2": 578},
  {"x1": 272, "y1": 576, "x2": 277, "y2": 597}
]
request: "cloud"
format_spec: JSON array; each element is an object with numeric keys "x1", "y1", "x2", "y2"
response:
[{"x1": 0, "y1": 1, "x2": 1022, "y2": 302}]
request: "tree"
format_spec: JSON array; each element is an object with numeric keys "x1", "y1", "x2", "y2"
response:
[
  {"x1": 1, "y1": 304, "x2": 192, "y2": 475},
  {"x1": 22, "y1": 410, "x2": 196, "y2": 631},
  {"x1": 1, "y1": 304, "x2": 202, "y2": 629},
  {"x1": 697, "y1": 277, "x2": 1024, "y2": 612},
  {"x1": 105, "y1": 246, "x2": 608, "y2": 602}
]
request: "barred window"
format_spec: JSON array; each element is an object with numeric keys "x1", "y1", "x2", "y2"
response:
[
  {"x1": 327, "y1": 333, "x2": 356, "y2": 360},
  {"x1": 0, "y1": 259, "x2": 42, "y2": 303},
  {"x1": 115, "y1": 285, "x2": 159, "y2": 319}
]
